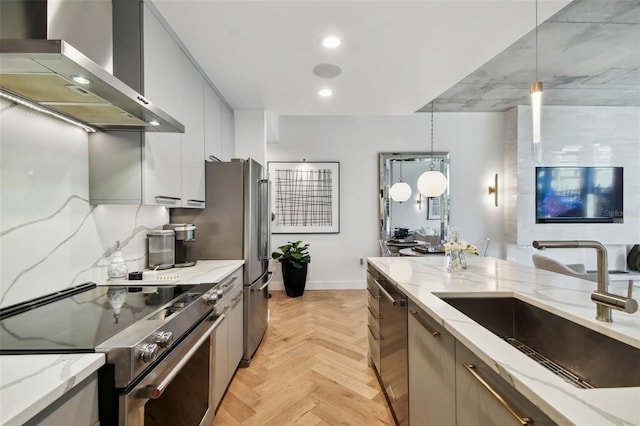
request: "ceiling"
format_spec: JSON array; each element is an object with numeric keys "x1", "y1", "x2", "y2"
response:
[
  {"x1": 154, "y1": 0, "x2": 638, "y2": 116},
  {"x1": 424, "y1": 0, "x2": 640, "y2": 112}
]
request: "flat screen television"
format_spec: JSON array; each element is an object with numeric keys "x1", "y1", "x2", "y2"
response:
[{"x1": 535, "y1": 166, "x2": 623, "y2": 224}]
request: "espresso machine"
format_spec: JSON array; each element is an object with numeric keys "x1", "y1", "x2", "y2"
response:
[{"x1": 163, "y1": 223, "x2": 197, "y2": 267}]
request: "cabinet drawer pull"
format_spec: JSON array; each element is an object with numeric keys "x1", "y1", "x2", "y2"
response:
[
  {"x1": 367, "y1": 305, "x2": 379, "y2": 319},
  {"x1": 231, "y1": 293, "x2": 243, "y2": 305},
  {"x1": 410, "y1": 310, "x2": 440, "y2": 337},
  {"x1": 155, "y1": 195, "x2": 180, "y2": 201},
  {"x1": 223, "y1": 275, "x2": 239, "y2": 286},
  {"x1": 187, "y1": 199, "x2": 205, "y2": 203},
  {"x1": 367, "y1": 325, "x2": 379, "y2": 341},
  {"x1": 366, "y1": 286, "x2": 380, "y2": 299},
  {"x1": 463, "y1": 363, "x2": 533, "y2": 425}
]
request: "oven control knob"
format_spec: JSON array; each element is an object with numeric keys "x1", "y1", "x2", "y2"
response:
[
  {"x1": 203, "y1": 292, "x2": 218, "y2": 305},
  {"x1": 216, "y1": 288, "x2": 224, "y2": 296},
  {"x1": 153, "y1": 331, "x2": 173, "y2": 348},
  {"x1": 139, "y1": 343, "x2": 159, "y2": 363}
]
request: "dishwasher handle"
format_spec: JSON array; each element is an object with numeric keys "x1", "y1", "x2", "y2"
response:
[{"x1": 373, "y1": 278, "x2": 405, "y2": 306}]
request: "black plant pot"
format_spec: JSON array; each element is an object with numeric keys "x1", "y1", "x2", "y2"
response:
[{"x1": 281, "y1": 262, "x2": 308, "y2": 298}]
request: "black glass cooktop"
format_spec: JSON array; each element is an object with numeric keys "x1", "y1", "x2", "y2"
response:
[{"x1": 0, "y1": 283, "x2": 195, "y2": 354}]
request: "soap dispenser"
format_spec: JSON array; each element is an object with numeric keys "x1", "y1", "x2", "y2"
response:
[{"x1": 107, "y1": 241, "x2": 128, "y2": 280}]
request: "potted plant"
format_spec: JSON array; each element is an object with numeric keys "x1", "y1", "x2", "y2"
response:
[{"x1": 272, "y1": 240, "x2": 310, "y2": 298}]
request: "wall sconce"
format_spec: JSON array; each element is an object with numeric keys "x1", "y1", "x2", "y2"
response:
[
  {"x1": 488, "y1": 173, "x2": 498, "y2": 206},
  {"x1": 416, "y1": 195, "x2": 422, "y2": 210}
]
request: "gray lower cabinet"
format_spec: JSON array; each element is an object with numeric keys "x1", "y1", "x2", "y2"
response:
[
  {"x1": 455, "y1": 342, "x2": 555, "y2": 426},
  {"x1": 227, "y1": 284, "x2": 244, "y2": 381},
  {"x1": 214, "y1": 302, "x2": 229, "y2": 410},
  {"x1": 25, "y1": 372, "x2": 99, "y2": 426},
  {"x1": 214, "y1": 267, "x2": 244, "y2": 410},
  {"x1": 408, "y1": 301, "x2": 456, "y2": 426},
  {"x1": 405, "y1": 299, "x2": 556, "y2": 426}
]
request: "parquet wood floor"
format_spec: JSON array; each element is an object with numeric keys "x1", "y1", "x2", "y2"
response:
[{"x1": 214, "y1": 290, "x2": 394, "y2": 426}]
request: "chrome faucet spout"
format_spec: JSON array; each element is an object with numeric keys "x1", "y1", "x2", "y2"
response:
[{"x1": 532, "y1": 240, "x2": 637, "y2": 322}]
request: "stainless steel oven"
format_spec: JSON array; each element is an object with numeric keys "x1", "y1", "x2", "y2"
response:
[
  {"x1": 0, "y1": 281, "x2": 228, "y2": 426},
  {"x1": 122, "y1": 313, "x2": 224, "y2": 425}
]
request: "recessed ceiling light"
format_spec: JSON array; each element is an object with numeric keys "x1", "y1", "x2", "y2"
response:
[
  {"x1": 70, "y1": 75, "x2": 92, "y2": 85},
  {"x1": 318, "y1": 89, "x2": 333, "y2": 97},
  {"x1": 321, "y1": 36, "x2": 341, "y2": 49}
]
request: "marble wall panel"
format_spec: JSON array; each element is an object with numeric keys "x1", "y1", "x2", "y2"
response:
[
  {"x1": 514, "y1": 105, "x2": 640, "y2": 247},
  {"x1": 0, "y1": 100, "x2": 169, "y2": 308}
]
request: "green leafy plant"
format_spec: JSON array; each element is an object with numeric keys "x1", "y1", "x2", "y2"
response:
[{"x1": 271, "y1": 240, "x2": 311, "y2": 269}]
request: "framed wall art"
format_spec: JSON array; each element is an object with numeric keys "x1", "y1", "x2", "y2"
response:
[
  {"x1": 268, "y1": 161, "x2": 340, "y2": 233},
  {"x1": 427, "y1": 197, "x2": 441, "y2": 220}
]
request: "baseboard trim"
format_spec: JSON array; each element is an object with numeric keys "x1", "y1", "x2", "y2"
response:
[{"x1": 268, "y1": 280, "x2": 365, "y2": 291}]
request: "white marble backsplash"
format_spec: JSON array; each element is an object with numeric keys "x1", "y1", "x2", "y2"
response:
[{"x1": 0, "y1": 99, "x2": 169, "y2": 307}]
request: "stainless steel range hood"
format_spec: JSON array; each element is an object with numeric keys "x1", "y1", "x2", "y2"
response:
[
  {"x1": 0, "y1": 39, "x2": 184, "y2": 133},
  {"x1": 0, "y1": 0, "x2": 184, "y2": 133}
]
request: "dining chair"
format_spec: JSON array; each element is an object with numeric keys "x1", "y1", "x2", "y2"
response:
[{"x1": 532, "y1": 254, "x2": 597, "y2": 282}]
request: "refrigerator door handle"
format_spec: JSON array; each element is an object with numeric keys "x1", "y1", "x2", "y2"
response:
[
  {"x1": 258, "y1": 271, "x2": 274, "y2": 291},
  {"x1": 258, "y1": 178, "x2": 271, "y2": 260}
]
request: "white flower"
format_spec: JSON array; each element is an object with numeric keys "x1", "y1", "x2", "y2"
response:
[{"x1": 444, "y1": 239, "x2": 478, "y2": 255}]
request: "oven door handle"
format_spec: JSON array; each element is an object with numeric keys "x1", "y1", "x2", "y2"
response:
[{"x1": 137, "y1": 314, "x2": 225, "y2": 399}]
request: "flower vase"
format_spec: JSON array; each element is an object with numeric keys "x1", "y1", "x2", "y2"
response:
[
  {"x1": 447, "y1": 250, "x2": 462, "y2": 273},
  {"x1": 459, "y1": 251, "x2": 467, "y2": 269}
]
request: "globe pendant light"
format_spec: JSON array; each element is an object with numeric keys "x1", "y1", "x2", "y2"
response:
[
  {"x1": 390, "y1": 160, "x2": 412, "y2": 203},
  {"x1": 417, "y1": 102, "x2": 447, "y2": 197}
]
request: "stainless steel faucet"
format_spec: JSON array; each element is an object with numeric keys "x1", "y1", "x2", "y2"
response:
[{"x1": 532, "y1": 240, "x2": 638, "y2": 322}]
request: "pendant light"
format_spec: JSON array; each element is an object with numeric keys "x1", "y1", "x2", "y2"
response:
[
  {"x1": 530, "y1": 0, "x2": 543, "y2": 156},
  {"x1": 389, "y1": 160, "x2": 412, "y2": 203},
  {"x1": 417, "y1": 102, "x2": 447, "y2": 197}
]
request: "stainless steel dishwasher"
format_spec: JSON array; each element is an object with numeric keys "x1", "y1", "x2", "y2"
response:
[{"x1": 369, "y1": 269, "x2": 408, "y2": 426}]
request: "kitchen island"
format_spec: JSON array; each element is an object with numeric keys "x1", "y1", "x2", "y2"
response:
[
  {"x1": 368, "y1": 255, "x2": 640, "y2": 426},
  {"x1": 0, "y1": 259, "x2": 244, "y2": 425}
]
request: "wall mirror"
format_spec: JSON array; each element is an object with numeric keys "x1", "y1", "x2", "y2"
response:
[{"x1": 379, "y1": 152, "x2": 450, "y2": 247}]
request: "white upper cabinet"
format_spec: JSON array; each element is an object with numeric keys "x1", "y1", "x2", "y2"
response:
[
  {"x1": 181, "y1": 62, "x2": 205, "y2": 207},
  {"x1": 143, "y1": 4, "x2": 205, "y2": 208},
  {"x1": 221, "y1": 104, "x2": 235, "y2": 161},
  {"x1": 142, "y1": 5, "x2": 183, "y2": 206},
  {"x1": 204, "y1": 84, "x2": 223, "y2": 162},
  {"x1": 89, "y1": 3, "x2": 222, "y2": 207}
]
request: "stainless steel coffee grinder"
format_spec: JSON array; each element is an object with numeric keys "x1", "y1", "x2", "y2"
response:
[{"x1": 163, "y1": 223, "x2": 197, "y2": 267}]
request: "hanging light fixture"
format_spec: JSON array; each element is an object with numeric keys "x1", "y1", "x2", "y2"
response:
[
  {"x1": 389, "y1": 160, "x2": 412, "y2": 203},
  {"x1": 530, "y1": 0, "x2": 543, "y2": 156},
  {"x1": 417, "y1": 102, "x2": 447, "y2": 197}
]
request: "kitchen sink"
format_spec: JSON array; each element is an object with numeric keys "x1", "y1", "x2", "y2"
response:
[{"x1": 438, "y1": 296, "x2": 640, "y2": 388}]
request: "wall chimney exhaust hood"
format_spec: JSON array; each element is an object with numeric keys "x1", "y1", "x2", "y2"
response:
[{"x1": 0, "y1": 39, "x2": 184, "y2": 133}]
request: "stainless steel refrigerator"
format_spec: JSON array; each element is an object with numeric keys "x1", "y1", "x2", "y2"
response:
[{"x1": 170, "y1": 158, "x2": 271, "y2": 366}]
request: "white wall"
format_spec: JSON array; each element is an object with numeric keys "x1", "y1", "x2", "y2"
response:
[
  {"x1": 0, "y1": 99, "x2": 169, "y2": 307},
  {"x1": 267, "y1": 113, "x2": 505, "y2": 290}
]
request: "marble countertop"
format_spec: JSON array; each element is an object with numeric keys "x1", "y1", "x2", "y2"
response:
[
  {"x1": 100, "y1": 259, "x2": 245, "y2": 286},
  {"x1": 1, "y1": 259, "x2": 244, "y2": 425},
  {"x1": 0, "y1": 354, "x2": 105, "y2": 426},
  {"x1": 367, "y1": 255, "x2": 640, "y2": 426}
]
